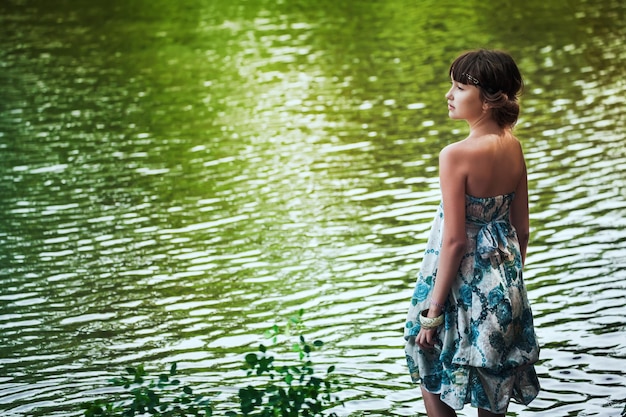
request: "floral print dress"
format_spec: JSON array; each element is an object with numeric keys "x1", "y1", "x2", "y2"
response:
[{"x1": 404, "y1": 193, "x2": 540, "y2": 413}]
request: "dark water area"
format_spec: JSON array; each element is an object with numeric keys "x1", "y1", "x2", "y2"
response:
[{"x1": 1, "y1": 0, "x2": 625, "y2": 415}]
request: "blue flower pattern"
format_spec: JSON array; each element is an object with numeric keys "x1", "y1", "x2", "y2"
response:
[{"x1": 404, "y1": 194, "x2": 540, "y2": 413}]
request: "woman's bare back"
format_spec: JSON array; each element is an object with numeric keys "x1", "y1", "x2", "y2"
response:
[{"x1": 457, "y1": 131, "x2": 525, "y2": 198}]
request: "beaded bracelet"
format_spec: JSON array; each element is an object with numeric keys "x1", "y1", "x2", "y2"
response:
[{"x1": 419, "y1": 309, "x2": 444, "y2": 329}]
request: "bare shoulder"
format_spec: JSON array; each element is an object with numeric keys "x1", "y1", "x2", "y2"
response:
[
  {"x1": 506, "y1": 131, "x2": 524, "y2": 148},
  {"x1": 506, "y1": 134, "x2": 526, "y2": 163},
  {"x1": 441, "y1": 138, "x2": 483, "y2": 169},
  {"x1": 440, "y1": 140, "x2": 469, "y2": 160},
  {"x1": 439, "y1": 141, "x2": 470, "y2": 180}
]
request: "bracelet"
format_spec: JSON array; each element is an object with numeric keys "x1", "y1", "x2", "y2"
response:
[
  {"x1": 430, "y1": 299, "x2": 445, "y2": 310},
  {"x1": 419, "y1": 309, "x2": 444, "y2": 329}
]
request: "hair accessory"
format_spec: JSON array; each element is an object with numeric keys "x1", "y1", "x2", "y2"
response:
[
  {"x1": 462, "y1": 73, "x2": 481, "y2": 86},
  {"x1": 461, "y1": 73, "x2": 497, "y2": 94},
  {"x1": 419, "y1": 309, "x2": 444, "y2": 329}
]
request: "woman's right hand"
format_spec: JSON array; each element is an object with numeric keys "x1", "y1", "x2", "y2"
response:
[{"x1": 416, "y1": 326, "x2": 439, "y2": 350}]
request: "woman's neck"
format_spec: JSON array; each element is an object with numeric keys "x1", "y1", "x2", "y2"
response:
[{"x1": 467, "y1": 114, "x2": 502, "y2": 137}]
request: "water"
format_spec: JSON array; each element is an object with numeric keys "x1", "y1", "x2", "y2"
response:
[{"x1": 1, "y1": 0, "x2": 625, "y2": 416}]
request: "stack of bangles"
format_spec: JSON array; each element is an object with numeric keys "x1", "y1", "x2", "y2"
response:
[{"x1": 419, "y1": 309, "x2": 444, "y2": 329}]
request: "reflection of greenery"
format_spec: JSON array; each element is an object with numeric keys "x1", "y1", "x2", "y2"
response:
[{"x1": 82, "y1": 311, "x2": 342, "y2": 416}]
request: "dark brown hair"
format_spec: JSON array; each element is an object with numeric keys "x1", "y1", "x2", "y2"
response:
[{"x1": 449, "y1": 49, "x2": 523, "y2": 128}]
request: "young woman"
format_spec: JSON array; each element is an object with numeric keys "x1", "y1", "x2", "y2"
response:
[{"x1": 404, "y1": 49, "x2": 540, "y2": 417}]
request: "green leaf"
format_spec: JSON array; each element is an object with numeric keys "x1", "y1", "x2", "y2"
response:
[
  {"x1": 183, "y1": 386, "x2": 193, "y2": 395},
  {"x1": 313, "y1": 340, "x2": 323, "y2": 347},
  {"x1": 284, "y1": 373, "x2": 293, "y2": 385},
  {"x1": 327, "y1": 365, "x2": 335, "y2": 374},
  {"x1": 245, "y1": 353, "x2": 258, "y2": 366},
  {"x1": 147, "y1": 389, "x2": 159, "y2": 404},
  {"x1": 170, "y1": 363, "x2": 178, "y2": 376}
]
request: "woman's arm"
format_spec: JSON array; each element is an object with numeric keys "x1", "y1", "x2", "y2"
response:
[
  {"x1": 430, "y1": 145, "x2": 468, "y2": 313},
  {"x1": 510, "y1": 160, "x2": 529, "y2": 266},
  {"x1": 416, "y1": 144, "x2": 467, "y2": 349}
]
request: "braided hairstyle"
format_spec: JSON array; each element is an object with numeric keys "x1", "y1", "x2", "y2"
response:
[{"x1": 449, "y1": 49, "x2": 523, "y2": 128}]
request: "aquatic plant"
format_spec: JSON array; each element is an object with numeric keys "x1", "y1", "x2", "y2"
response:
[
  {"x1": 235, "y1": 332, "x2": 340, "y2": 416},
  {"x1": 82, "y1": 310, "x2": 342, "y2": 416},
  {"x1": 82, "y1": 363, "x2": 211, "y2": 416}
]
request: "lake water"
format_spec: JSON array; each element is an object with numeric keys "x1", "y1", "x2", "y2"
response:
[{"x1": 1, "y1": 0, "x2": 625, "y2": 416}]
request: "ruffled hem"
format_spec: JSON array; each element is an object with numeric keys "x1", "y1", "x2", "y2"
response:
[{"x1": 415, "y1": 359, "x2": 540, "y2": 413}]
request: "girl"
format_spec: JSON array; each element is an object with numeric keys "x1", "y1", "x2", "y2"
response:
[{"x1": 404, "y1": 49, "x2": 540, "y2": 417}]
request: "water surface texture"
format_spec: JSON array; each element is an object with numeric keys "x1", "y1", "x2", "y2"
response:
[{"x1": 1, "y1": 0, "x2": 625, "y2": 416}]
